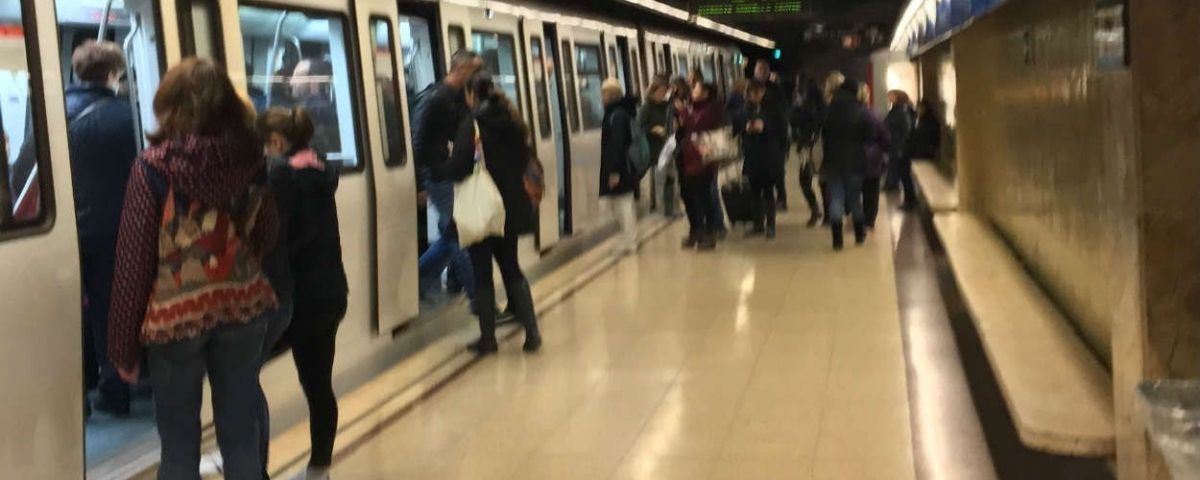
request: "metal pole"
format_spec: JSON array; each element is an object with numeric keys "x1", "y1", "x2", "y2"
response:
[
  {"x1": 97, "y1": 0, "x2": 115, "y2": 41},
  {"x1": 123, "y1": 14, "x2": 144, "y2": 152},
  {"x1": 263, "y1": 11, "x2": 290, "y2": 108}
]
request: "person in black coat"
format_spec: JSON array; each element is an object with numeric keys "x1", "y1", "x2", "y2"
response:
[
  {"x1": 820, "y1": 79, "x2": 871, "y2": 250},
  {"x1": 434, "y1": 75, "x2": 541, "y2": 355},
  {"x1": 599, "y1": 78, "x2": 639, "y2": 255},
  {"x1": 67, "y1": 41, "x2": 138, "y2": 416},
  {"x1": 900, "y1": 99, "x2": 942, "y2": 209},
  {"x1": 258, "y1": 106, "x2": 349, "y2": 480},
  {"x1": 739, "y1": 80, "x2": 788, "y2": 239},
  {"x1": 792, "y1": 80, "x2": 827, "y2": 226},
  {"x1": 883, "y1": 90, "x2": 914, "y2": 192}
]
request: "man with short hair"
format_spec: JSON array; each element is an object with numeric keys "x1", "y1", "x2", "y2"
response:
[
  {"x1": 413, "y1": 50, "x2": 483, "y2": 301},
  {"x1": 67, "y1": 41, "x2": 137, "y2": 417},
  {"x1": 754, "y1": 59, "x2": 790, "y2": 210}
]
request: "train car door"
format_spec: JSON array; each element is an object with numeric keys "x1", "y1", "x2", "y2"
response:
[
  {"x1": 557, "y1": 25, "x2": 604, "y2": 233},
  {"x1": 521, "y1": 19, "x2": 561, "y2": 250},
  {"x1": 0, "y1": 2, "x2": 84, "y2": 477},
  {"x1": 356, "y1": 0, "x2": 419, "y2": 332}
]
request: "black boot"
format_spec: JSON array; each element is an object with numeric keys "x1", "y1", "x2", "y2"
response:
[
  {"x1": 807, "y1": 212, "x2": 821, "y2": 227},
  {"x1": 468, "y1": 286, "x2": 498, "y2": 355},
  {"x1": 854, "y1": 222, "x2": 867, "y2": 245},
  {"x1": 831, "y1": 220, "x2": 844, "y2": 251},
  {"x1": 505, "y1": 279, "x2": 541, "y2": 352},
  {"x1": 765, "y1": 212, "x2": 777, "y2": 240}
]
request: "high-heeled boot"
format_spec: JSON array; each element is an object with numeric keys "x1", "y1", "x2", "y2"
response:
[
  {"x1": 505, "y1": 279, "x2": 541, "y2": 352},
  {"x1": 468, "y1": 286, "x2": 498, "y2": 355}
]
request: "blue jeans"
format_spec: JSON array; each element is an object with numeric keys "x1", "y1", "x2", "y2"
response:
[
  {"x1": 709, "y1": 176, "x2": 726, "y2": 231},
  {"x1": 257, "y1": 300, "x2": 293, "y2": 476},
  {"x1": 824, "y1": 174, "x2": 865, "y2": 226},
  {"x1": 149, "y1": 318, "x2": 267, "y2": 480},
  {"x1": 418, "y1": 179, "x2": 475, "y2": 298}
]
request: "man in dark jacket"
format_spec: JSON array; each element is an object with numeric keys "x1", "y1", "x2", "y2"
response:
[
  {"x1": 740, "y1": 80, "x2": 788, "y2": 239},
  {"x1": 753, "y1": 60, "x2": 790, "y2": 210},
  {"x1": 67, "y1": 41, "x2": 138, "y2": 416},
  {"x1": 412, "y1": 50, "x2": 482, "y2": 300},
  {"x1": 820, "y1": 79, "x2": 871, "y2": 250},
  {"x1": 883, "y1": 90, "x2": 914, "y2": 192},
  {"x1": 600, "y1": 78, "x2": 639, "y2": 255}
]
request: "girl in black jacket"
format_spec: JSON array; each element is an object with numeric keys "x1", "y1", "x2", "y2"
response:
[
  {"x1": 259, "y1": 107, "x2": 348, "y2": 480},
  {"x1": 434, "y1": 76, "x2": 542, "y2": 355}
]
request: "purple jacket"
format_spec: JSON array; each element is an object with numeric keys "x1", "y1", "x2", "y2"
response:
[{"x1": 864, "y1": 107, "x2": 892, "y2": 179}]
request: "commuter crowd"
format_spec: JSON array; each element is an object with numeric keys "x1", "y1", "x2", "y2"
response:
[{"x1": 69, "y1": 36, "x2": 941, "y2": 479}]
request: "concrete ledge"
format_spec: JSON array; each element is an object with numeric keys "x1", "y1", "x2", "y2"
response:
[
  {"x1": 932, "y1": 213, "x2": 1115, "y2": 457},
  {"x1": 912, "y1": 161, "x2": 958, "y2": 212}
]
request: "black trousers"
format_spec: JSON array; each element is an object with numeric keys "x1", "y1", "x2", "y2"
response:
[
  {"x1": 774, "y1": 171, "x2": 787, "y2": 206},
  {"x1": 680, "y1": 172, "x2": 717, "y2": 238},
  {"x1": 799, "y1": 161, "x2": 822, "y2": 218},
  {"x1": 285, "y1": 297, "x2": 347, "y2": 468},
  {"x1": 468, "y1": 234, "x2": 527, "y2": 340},
  {"x1": 862, "y1": 176, "x2": 882, "y2": 228},
  {"x1": 81, "y1": 236, "x2": 129, "y2": 406},
  {"x1": 898, "y1": 156, "x2": 917, "y2": 206},
  {"x1": 750, "y1": 174, "x2": 779, "y2": 229}
]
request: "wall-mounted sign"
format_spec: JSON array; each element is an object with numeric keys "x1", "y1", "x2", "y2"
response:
[{"x1": 1094, "y1": 0, "x2": 1128, "y2": 69}]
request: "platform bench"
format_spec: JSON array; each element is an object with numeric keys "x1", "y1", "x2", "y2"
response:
[{"x1": 932, "y1": 213, "x2": 1115, "y2": 457}]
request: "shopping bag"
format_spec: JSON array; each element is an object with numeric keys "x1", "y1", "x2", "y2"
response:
[
  {"x1": 696, "y1": 126, "x2": 740, "y2": 165},
  {"x1": 657, "y1": 135, "x2": 677, "y2": 172},
  {"x1": 454, "y1": 122, "x2": 506, "y2": 247}
]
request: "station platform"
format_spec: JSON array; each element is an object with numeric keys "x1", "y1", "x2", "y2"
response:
[{"x1": 308, "y1": 205, "x2": 917, "y2": 480}]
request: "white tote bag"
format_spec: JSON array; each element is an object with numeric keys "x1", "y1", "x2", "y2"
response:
[
  {"x1": 453, "y1": 122, "x2": 506, "y2": 247},
  {"x1": 656, "y1": 135, "x2": 677, "y2": 172}
]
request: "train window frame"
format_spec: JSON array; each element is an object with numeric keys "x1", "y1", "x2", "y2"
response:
[
  {"x1": 575, "y1": 42, "x2": 604, "y2": 131},
  {"x1": 447, "y1": 25, "x2": 465, "y2": 56},
  {"x1": 561, "y1": 39, "x2": 580, "y2": 133},
  {"x1": 529, "y1": 36, "x2": 552, "y2": 140},
  {"x1": 368, "y1": 16, "x2": 407, "y2": 168},
  {"x1": 0, "y1": 0, "x2": 56, "y2": 240},
  {"x1": 237, "y1": 1, "x2": 370, "y2": 173},
  {"x1": 177, "y1": 0, "x2": 226, "y2": 64},
  {"x1": 470, "y1": 29, "x2": 522, "y2": 116}
]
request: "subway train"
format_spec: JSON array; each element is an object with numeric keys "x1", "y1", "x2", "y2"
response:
[{"x1": 0, "y1": 0, "x2": 771, "y2": 477}]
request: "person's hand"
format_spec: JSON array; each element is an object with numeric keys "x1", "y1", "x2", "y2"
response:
[
  {"x1": 608, "y1": 173, "x2": 621, "y2": 188},
  {"x1": 752, "y1": 120, "x2": 764, "y2": 133},
  {"x1": 118, "y1": 365, "x2": 140, "y2": 384},
  {"x1": 651, "y1": 126, "x2": 666, "y2": 137}
]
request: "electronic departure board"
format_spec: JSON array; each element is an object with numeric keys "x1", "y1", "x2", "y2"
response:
[{"x1": 697, "y1": 0, "x2": 804, "y2": 16}]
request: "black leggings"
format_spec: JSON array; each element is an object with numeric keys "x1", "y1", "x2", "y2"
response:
[
  {"x1": 750, "y1": 174, "x2": 779, "y2": 228},
  {"x1": 681, "y1": 172, "x2": 717, "y2": 237},
  {"x1": 862, "y1": 176, "x2": 882, "y2": 227},
  {"x1": 286, "y1": 298, "x2": 346, "y2": 468},
  {"x1": 468, "y1": 234, "x2": 527, "y2": 340}
]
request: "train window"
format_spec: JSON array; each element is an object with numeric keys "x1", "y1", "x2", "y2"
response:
[
  {"x1": 0, "y1": 4, "x2": 50, "y2": 232},
  {"x1": 529, "y1": 37, "x2": 552, "y2": 139},
  {"x1": 369, "y1": 17, "x2": 406, "y2": 167},
  {"x1": 575, "y1": 43, "x2": 603, "y2": 130},
  {"x1": 178, "y1": 0, "x2": 225, "y2": 63},
  {"x1": 239, "y1": 5, "x2": 362, "y2": 169},
  {"x1": 703, "y1": 56, "x2": 716, "y2": 85},
  {"x1": 471, "y1": 31, "x2": 521, "y2": 113},
  {"x1": 447, "y1": 25, "x2": 465, "y2": 55},
  {"x1": 561, "y1": 40, "x2": 580, "y2": 133},
  {"x1": 398, "y1": 15, "x2": 436, "y2": 95}
]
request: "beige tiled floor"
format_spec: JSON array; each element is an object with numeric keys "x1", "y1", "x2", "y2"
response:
[{"x1": 334, "y1": 208, "x2": 915, "y2": 480}]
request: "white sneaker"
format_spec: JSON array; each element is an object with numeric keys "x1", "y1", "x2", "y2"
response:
[
  {"x1": 198, "y1": 451, "x2": 223, "y2": 476},
  {"x1": 290, "y1": 466, "x2": 330, "y2": 480}
]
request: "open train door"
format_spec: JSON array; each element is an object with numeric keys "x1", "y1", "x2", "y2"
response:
[
  {"x1": 520, "y1": 18, "x2": 561, "y2": 250},
  {"x1": 354, "y1": 0, "x2": 419, "y2": 332}
]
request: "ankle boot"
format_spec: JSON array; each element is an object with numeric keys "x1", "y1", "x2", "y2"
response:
[
  {"x1": 831, "y1": 220, "x2": 844, "y2": 250},
  {"x1": 505, "y1": 279, "x2": 541, "y2": 352},
  {"x1": 469, "y1": 287, "x2": 498, "y2": 355},
  {"x1": 854, "y1": 222, "x2": 867, "y2": 245}
]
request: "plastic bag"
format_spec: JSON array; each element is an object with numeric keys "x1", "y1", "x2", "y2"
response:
[
  {"x1": 454, "y1": 122, "x2": 506, "y2": 247},
  {"x1": 657, "y1": 135, "x2": 677, "y2": 172}
]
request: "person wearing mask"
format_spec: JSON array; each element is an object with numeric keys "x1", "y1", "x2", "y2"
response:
[
  {"x1": 902, "y1": 98, "x2": 942, "y2": 210},
  {"x1": 820, "y1": 77, "x2": 870, "y2": 250},
  {"x1": 108, "y1": 58, "x2": 277, "y2": 479},
  {"x1": 753, "y1": 59, "x2": 789, "y2": 211},
  {"x1": 435, "y1": 75, "x2": 542, "y2": 355},
  {"x1": 858, "y1": 84, "x2": 892, "y2": 230},
  {"x1": 599, "y1": 78, "x2": 640, "y2": 255},
  {"x1": 638, "y1": 76, "x2": 674, "y2": 217},
  {"x1": 66, "y1": 41, "x2": 138, "y2": 417},
  {"x1": 792, "y1": 79, "x2": 826, "y2": 227},
  {"x1": 258, "y1": 107, "x2": 348, "y2": 480},
  {"x1": 883, "y1": 90, "x2": 914, "y2": 192},
  {"x1": 677, "y1": 82, "x2": 725, "y2": 250},
  {"x1": 412, "y1": 50, "x2": 482, "y2": 301},
  {"x1": 739, "y1": 80, "x2": 788, "y2": 239}
]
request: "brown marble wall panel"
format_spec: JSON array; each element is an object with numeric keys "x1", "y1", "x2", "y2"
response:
[{"x1": 952, "y1": 0, "x2": 1140, "y2": 363}]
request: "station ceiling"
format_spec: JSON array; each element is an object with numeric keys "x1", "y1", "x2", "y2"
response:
[{"x1": 663, "y1": 0, "x2": 905, "y2": 53}]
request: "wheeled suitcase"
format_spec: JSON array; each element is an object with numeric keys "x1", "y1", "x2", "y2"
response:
[{"x1": 721, "y1": 177, "x2": 757, "y2": 225}]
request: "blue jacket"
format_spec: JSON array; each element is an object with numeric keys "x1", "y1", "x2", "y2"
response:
[{"x1": 65, "y1": 83, "x2": 138, "y2": 244}]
